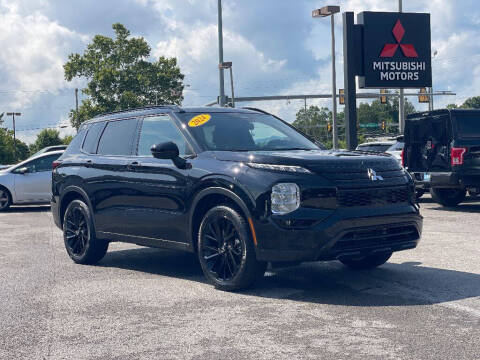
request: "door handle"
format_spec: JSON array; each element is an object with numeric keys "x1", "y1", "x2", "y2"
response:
[
  {"x1": 85, "y1": 160, "x2": 93, "y2": 168},
  {"x1": 127, "y1": 161, "x2": 140, "y2": 171}
]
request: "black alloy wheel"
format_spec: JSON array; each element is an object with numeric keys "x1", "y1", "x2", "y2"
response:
[
  {"x1": 65, "y1": 205, "x2": 89, "y2": 257},
  {"x1": 198, "y1": 206, "x2": 266, "y2": 291},
  {"x1": 0, "y1": 188, "x2": 11, "y2": 211},
  {"x1": 63, "y1": 200, "x2": 108, "y2": 264}
]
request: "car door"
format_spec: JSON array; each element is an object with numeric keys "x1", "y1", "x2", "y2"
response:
[
  {"x1": 120, "y1": 114, "x2": 193, "y2": 244},
  {"x1": 86, "y1": 118, "x2": 140, "y2": 235},
  {"x1": 13, "y1": 153, "x2": 62, "y2": 203}
]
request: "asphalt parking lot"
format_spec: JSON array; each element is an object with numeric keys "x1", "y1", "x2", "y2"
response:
[{"x1": 0, "y1": 195, "x2": 479, "y2": 360}]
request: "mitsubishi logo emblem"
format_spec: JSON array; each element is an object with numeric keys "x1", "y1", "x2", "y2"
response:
[
  {"x1": 367, "y1": 168, "x2": 384, "y2": 181},
  {"x1": 380, "y1": 20, "x2": 418, "y2": 58}
]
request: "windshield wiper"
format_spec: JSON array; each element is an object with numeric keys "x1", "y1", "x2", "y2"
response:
[{"x1": 271, "y1": 147, "x2": 314, "y2": 151}]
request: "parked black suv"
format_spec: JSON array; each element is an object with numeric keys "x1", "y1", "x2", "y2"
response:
[
  {"x1": 403, "y1": 109, "x2": 480, "y2": 206},
  {"x1": 52, "y1": 106, "x2": 422, "y2": 290}
]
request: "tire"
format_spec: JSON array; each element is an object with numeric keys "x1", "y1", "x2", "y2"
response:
[
  {"x1": 415, "y1": 188, "x2": 425, "y2": 200},
  {"x1": 197, "y1": 205, "x2": 267, "y2": 291},
  {"x1": 63, "y1": 199, "x2": 108, "y2": 265},
  {"x1": 430, "y1": 187, "x2": 466, "y2": 207},
  {"x1": 0, "y1": 187, "x2": 12, "y2": 211},
  {"x1": 340, "y1": 252, "x2": 392, "y2": 270}
]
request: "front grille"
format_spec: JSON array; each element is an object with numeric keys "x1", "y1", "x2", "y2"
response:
[
  {"x1": 331, "y1": 225, "x2": 419, "y2": 252},
  {"x1": 338, "y1": 186, "x2": 409, "y2": 208}
]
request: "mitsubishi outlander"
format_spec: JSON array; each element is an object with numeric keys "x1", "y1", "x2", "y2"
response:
[{"x1": 52, "y1": 106, "x2": 422, "y2": 290}]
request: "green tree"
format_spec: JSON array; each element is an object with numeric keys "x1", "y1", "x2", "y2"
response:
[
  {"x1": 446, "y1": 103, "x2": 458, "y2": 109},
  {"x1": 64, "y1": 23, "x2": 184, "y2": 129},
  {"x1": 0, "y1": 129, "x2": 29, "y2": 164},
  {"x1": 62, "y1": 135, "x2": 74, "y2": 145},
  {"x1": 460, "y1": 96, "x2": 480, "y2": 109},
  {"x1": 293, "y1": 106, "x2": 331, "y2": 141},
  {"x1": 30, "y1": 129, "x2": 63, "y2": 154}
]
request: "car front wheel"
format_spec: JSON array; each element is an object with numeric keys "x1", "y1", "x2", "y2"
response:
[
  {"x1": 340, "y1": 252, "x2": 392, "y2": 270},
  {"x1": 197, "y1": 205, "x2": 266, "y2": 291},
  {"x1": 63, "y1": 199, "x2": 108, "y2": 264}
]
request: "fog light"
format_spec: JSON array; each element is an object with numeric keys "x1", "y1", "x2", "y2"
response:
[{"x1": 271, "y1": 183, "x2": 300, "y2": 215}]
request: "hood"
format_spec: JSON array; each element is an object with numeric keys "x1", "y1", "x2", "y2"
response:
[{"x1": 211, "y1": 150, "x2": 401, "y2": 172}]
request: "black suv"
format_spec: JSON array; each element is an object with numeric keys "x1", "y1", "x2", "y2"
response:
[
  {"x1": 403, "y1": 109, "x2": 480, "y2": 206},
  {"x1": 52, "y1": 106, "x2": 422, "y2": 290}
]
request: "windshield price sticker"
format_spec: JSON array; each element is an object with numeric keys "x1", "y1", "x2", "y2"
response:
[{"x1": 188, "y1": 114, "x2": 211, "y2": 127}]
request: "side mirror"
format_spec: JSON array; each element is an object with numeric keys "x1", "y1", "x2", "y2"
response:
[
  {"x1": 17, "y1": 167, "x2": 29, "y2": 174},
  {"x1": 151, "y1": 142, "x2": 190, "y2": 169},
  {"x1": 151, "y1": 141, "x2": 179, "y2": 160}
]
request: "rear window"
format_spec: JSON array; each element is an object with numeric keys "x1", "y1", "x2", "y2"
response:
[
  {"x1": 357, "y1": 144, "x2": 392, "y2": 152},
  {"x1": 63, "y1": 129, "x2": 87, "y2": 156},
  {"x1": 456, "y1": 114, "x2": 480, "y2": 138},
  {"x1": 97, "y1": 118, "x2": 138, "y2": 156},
  {"x1": 82, "y1": 122, "x2": 105, "y2": 154}
]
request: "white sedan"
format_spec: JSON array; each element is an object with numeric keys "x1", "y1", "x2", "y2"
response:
[{"x1": 0, "y1": 150, "x2": 64, "y2": 211}]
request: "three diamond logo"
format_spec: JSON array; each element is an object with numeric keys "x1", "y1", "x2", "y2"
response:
[{"x1": 380, "y1": 20, "x2": 418, "y2": 58}]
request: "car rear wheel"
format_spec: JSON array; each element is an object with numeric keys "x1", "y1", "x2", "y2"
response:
[
  {"x1": 0, "y1": 187, "x2": 11, "y2": 211},
  {"x1": 197, "y1": 205, "x2": 266, "y2": 291},
  {"x1": 340, "y1": 252, "x2": 392, "y2": 270},
  {"x1": 430, "y1": 187, "x2": 466, "y2": 207},
  {"x1": 63, "y1": 199, "x2": 108, "y2": 264}
]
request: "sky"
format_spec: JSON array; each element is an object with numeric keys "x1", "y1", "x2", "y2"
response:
[{"x1": 0, "y1": 0, "x2": 479, "y2": 144}]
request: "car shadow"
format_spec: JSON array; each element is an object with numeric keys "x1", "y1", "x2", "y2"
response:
[
  {"x1": 98, "y1": 247, "x2": 480, "y2": 307},
  {"x1": 6, "y1": 205, "x2": 51, "y2": 213}
]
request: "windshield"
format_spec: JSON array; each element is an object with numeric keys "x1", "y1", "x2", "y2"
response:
[
  {"x1": 387, "y1": 142, "x2": 404, "y2": 151},
  {"x1": 178, "y1": 112, "x2": 319, "y2": 151},
  {"x1": 456, "y1": 114, "x2": 480, "y2": 138}
]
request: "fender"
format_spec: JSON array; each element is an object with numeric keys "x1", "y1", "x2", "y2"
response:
[
  {"x1": 59, "y1": 185, "x2": 96, "y2": 228},
  {"x1": 187, "y1": 186, "x2": 254, "y2": 248}
]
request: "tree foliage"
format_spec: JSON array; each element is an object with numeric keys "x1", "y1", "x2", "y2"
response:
[
  {"x1": 460, "y1": 96, "x2": 480, "y2": 109},
  {"x1": 0, "y1": 129, "x2": 29, "y2": 164},
  {"x1": 64, "y1": 23, "x2": 185, "y2": 129},
  {"x1": 29, "y1": 129, "x2": 64, "y2": 154}
]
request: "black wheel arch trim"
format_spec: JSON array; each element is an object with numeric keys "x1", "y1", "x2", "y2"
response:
[
  {"x1": 59, "y1": 186, "x2": 96, "y2": 228},
  {"x1": 188, "y1": 186, "x2": 254, "y2": 249}
]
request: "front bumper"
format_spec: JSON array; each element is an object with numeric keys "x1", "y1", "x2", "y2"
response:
[{"x1": 253, "y1": 205, "x2": 422, "y2": 262}]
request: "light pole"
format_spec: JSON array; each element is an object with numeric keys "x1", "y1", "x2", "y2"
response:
[
  {"x1": 219, "y1": 62, "x2": 235, "y2": 107},
  {"x1": 6, "y1": 112, "x2": 21, "y2": 161},
  {"x1": 217, "y1": 0, "x2": 226, "y2": 106},
  {"x1": 313, "y1": 5, "x2": 340, "y2": 149}
]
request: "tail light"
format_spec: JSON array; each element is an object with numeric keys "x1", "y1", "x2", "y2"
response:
[
  {"x1": 451, "y1": 147, "x2": 467, "y2": 166},
  {"x1": 401, "y1": 148, "x2": 405, "y2": 167},
  {"x1": 52, "y1": 160, "x2": 62, "y2": 170}
]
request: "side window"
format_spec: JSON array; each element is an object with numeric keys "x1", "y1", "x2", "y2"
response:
[
  {"x1": 19, "y1": 154, "x2": 61, "y2": 173},
  {"x1": 137, "y1": 116, "x2": 193, "y2": 157},
  {"x1": 97, "y1": 118, "x2": 138, "y2": 156},
  {"x1": 82, "y1": 122, "x2": 105, "y2": 154},
  {"x1": 63, "y1": 129, "x2": 87, "y2": 156}
]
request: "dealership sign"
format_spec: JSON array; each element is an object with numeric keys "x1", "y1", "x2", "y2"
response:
[{"x1": 357, "y1": 12, "x2": 432, "y2": 89}]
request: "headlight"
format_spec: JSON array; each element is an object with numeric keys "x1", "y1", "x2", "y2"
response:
[
  {"x1": 271, "y1": 183, "x2": 300, "y2": 215},
  {"x1": 247, "y1": 163, "x2": 311, "y2": 174}
]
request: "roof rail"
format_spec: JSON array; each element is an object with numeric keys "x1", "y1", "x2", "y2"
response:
[{"x1": 92, "y1": 105, "x2": 182, "y2": 118}]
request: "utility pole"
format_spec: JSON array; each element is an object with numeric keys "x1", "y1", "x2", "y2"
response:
[
  {"x1": 217, "y1": 0, "x2": 226, "y2": 107},
  {"x1": 398, "y1": 0, "x2": 405, "y2": 133},
  {"x1": 75, "y1": 88, "x2": 79, "y2": 112},
  {"x1": 6, "y1": 112, "x2": 21, "y2": 162},
  {"x1": 219, "y1": 62, "x2": 235, "y2": 107}
]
